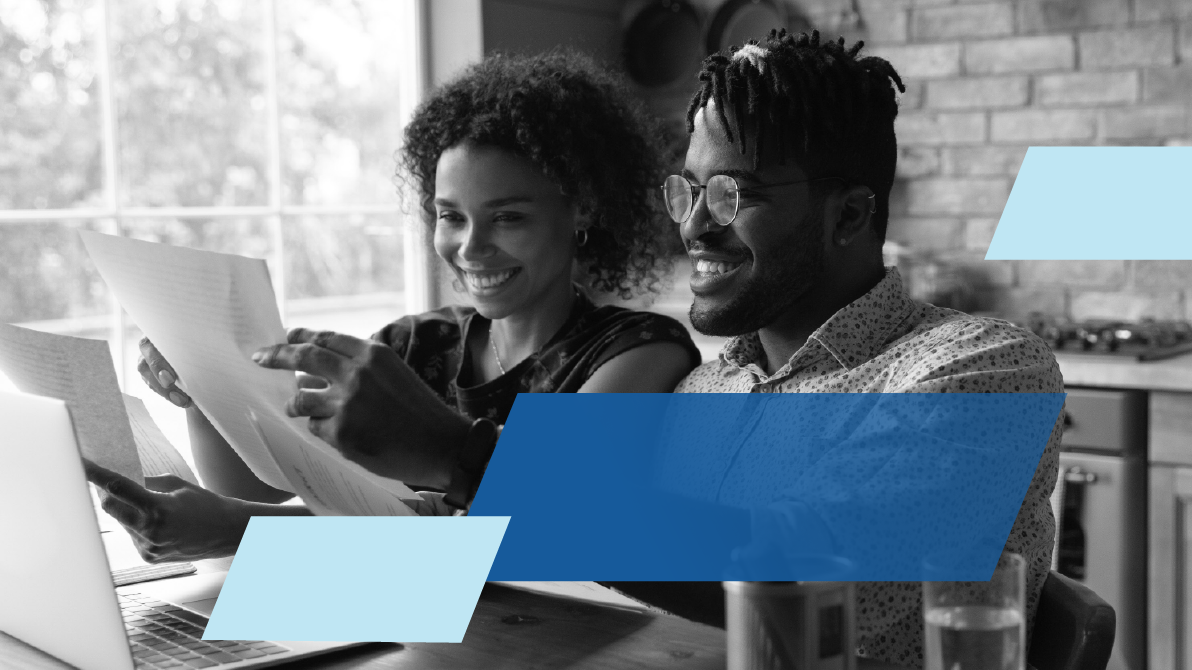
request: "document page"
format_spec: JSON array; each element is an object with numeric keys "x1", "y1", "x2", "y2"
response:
[
  {"x1": 122, "y1": 394, "x2": 200, "y2": 486},
  {"x1": 80, "y1": 232, "x2": 419, "y2": 514},
  {"x1": 0, "y1": 323, "x2": 144, "y2": 484},
  {"x1": 250, "y1": 412, "x2": 415, "y2": 516}
]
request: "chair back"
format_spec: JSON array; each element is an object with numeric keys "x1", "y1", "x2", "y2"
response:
[{"x1": 1028, "y1": 571, "x2": 1116, "y2": 670}]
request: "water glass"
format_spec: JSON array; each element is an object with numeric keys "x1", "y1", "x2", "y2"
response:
[
  {"x1": 923, "y1": 551, "x2": 1026, "y2": 670},
  {"x1": 724, "y1": 580, "x2": 856, "y2": 670}
]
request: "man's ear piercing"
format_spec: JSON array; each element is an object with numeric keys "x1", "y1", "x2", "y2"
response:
[{"x1": 867, "y1": 193, "x2": 876, "y2": 214}]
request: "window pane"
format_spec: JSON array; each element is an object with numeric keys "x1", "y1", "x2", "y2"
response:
[
  {"x1": 111, "y1": 0, "x2": 268, "y2": 207},
  {"x1": 121, "y1": 216, "x2": 275, "y2": 258},
  {"x1": 284, "y1": 213, "x2": 404, "y2": 299},
  {"x1": 0, "y1": 220, "x2": 110, "y2": 325},
  {"x1": 277, "y1": 0, "x2": 408, "y2": 206},
  {"x1": 0, "y1": 0, "x2": 103, "y2": 209}
]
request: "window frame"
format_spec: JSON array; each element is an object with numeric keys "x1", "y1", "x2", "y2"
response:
[{"x1": 1, "y1": 0, "x2": 432, "y2": 384}]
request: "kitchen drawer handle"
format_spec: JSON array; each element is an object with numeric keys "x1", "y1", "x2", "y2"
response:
[{"x1": 1063, "y1": 466, "x2": 1097, "y2": 484}]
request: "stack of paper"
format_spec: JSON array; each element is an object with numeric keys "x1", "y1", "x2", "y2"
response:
[{"x1": 0, "y1": 324, "x2": 196, "y2": 486}]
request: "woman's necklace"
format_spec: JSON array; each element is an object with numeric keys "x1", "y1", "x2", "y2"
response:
[{"x1": 489, "y1": 326, "x2": 507, "y2": 376}]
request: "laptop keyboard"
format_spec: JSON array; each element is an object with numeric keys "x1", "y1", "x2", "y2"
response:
[{"x1": 119, "y1": 592, "x2": 291, "y2": 669}]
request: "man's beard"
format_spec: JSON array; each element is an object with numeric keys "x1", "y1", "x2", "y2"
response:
[{"x1": 688, "y1": 217, "x2": 825, "y2": 337}]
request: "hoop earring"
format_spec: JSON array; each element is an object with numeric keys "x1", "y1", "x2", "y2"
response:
[
  {"x1": 576, "y1": 229, "x2": 589, "y2": 247},
  {"x1": 867, "y1": 193, "x2": 877, "y2": 214}
]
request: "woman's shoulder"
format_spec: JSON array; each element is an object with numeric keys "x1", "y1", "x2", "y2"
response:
[
  {"x1": 371, "y1": 305, "x2": 476, "y2": 353},
  {"x1": 568, "y1": 303, "x2": 700, "y2": 367},
  {"x1": 582, "y1": 304, "x2": 695, "y2": 341}
]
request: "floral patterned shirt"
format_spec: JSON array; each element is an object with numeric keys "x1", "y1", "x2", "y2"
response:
[
  {"x1": 674, "y1": 267, "x2": 1064, "y2": 668},
  {"x1": 372, "y1": 289, "x2": 701, "y2": 426}
]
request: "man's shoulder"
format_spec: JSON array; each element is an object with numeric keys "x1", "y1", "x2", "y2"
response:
[
  {"x1": 674, "y1": 359, "x2": 729, "y2": 393},
  {"x1": 896, "y1": 302, "x2": 1037, "y2": 350},
  {"x1": 887, "y1": 306, "x2": 1063, "y2": 390}
]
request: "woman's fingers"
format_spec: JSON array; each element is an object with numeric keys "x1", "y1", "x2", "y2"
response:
[
  {"x1": 296, "y1": 372, "x2": 330, "y2": 390},
  {"x1": 137, "y1": 337, "x2": 191, "y2": 407},
  {"x1": 144, "y1": 474, "x2": 191, "y2": 493},
  {"x1": 285, "y1": 387, "x2": 336, "y2": 418},
  {"x1": 253, "y1": 341, "x2": 350, "y2": 381},
  {"x1": 287, "y1": 328, "x2": 371, "y2": 358},
  {"x1": 101, "y1": 494, "x2": 151, "y2": 533},
  {"x1": 85, "y1": 460, "x2": 157, "y2": 509},
  {"x1": 88, "y1": 461, "x2": 156, "y2": 533}
]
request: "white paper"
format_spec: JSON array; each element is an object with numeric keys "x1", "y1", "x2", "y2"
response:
[
  {"x1": 0, "y1": 324, "x2": 143, "y2": 485},
  {"x1": 249, "y1": 412, "x2": 414, "y2": 516},
  {"x1": 122, "y1": 394, "x2": 199, "y2": 486},
  {"x1": 80, "y1": 232, "x2": 419, "y2": 515}
]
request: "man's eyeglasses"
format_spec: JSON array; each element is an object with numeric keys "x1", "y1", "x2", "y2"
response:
[{"x1": 661, "y1": 174, "x2": 845, "y2": 227}]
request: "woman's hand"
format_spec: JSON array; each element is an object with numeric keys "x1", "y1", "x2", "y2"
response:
[
  {"x1": 85, "y1": 461, "x2": 251, "y2": 563},
  {"x1": 137, "y1": 337, "x2": 191, "y2": 408},
  {"x1": 252, "y1": 328, "x2": 471, "y2": 489}
]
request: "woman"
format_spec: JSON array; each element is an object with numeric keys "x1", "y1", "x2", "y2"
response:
[{"x1": 96, "y1": 51, "x2": 700, "y2": 562}]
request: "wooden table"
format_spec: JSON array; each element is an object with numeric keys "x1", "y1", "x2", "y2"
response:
[
  {"x1": 1, "y1": 581, "x2": 720, "y2": 670},
  {"x1": 0, "y1": 580, "x2": 910, "y2": 669}
]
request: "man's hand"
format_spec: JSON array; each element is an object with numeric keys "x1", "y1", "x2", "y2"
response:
[
  {"x1": 84, "y1": 461, "x2": 250, "y2": 563},
  {"x1": 252, "y1": 328, "x2": 471, "y2": 489}
]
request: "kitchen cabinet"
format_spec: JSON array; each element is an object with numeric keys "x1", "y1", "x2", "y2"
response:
[
  {"x1": 1148, "y1": 464, "x2": 1192, "y2": 670},
  {"x1": 1148, "y1": 391, "x2": 1192, "y2": 670},
  {"x1": 1056, "y1": 365, "x2": 1192, "y2": 670}
]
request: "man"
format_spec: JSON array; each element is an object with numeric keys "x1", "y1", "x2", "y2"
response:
[
  {"x1": 240, "y1": 30, "x2": 1061, "y2": 667},
  {"x1": 605, "y1": 30, "x2": 1062, "y2": 666}
]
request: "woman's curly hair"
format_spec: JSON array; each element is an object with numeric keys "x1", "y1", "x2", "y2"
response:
[{"x1": 399, "y1": 50, "x2": 673, "y2": 299}]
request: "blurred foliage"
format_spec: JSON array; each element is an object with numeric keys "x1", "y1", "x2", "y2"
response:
[
  {"x1": 0, "y1": 0, "x2": 103, "y2": 210},
  {"x1": 0, "y1": 221, "x2": 110, "y2": 322},
  {"x1": 284, "y1": 214, "x2": 403, "y2": 299},
  {"x1": 1, "y1": 0, "x2": 409, "y2": 324},
  {"x1": 111, "y1": 0, "x2": 269, "y2": 207}
]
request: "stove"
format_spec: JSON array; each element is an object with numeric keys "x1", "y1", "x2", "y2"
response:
[{"x1": 1019, "y1": 314, "x2": 1192, "y2": 361}]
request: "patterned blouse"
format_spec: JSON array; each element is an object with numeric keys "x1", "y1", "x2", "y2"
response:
[
  {"x1": 372, "y1": 289, "x2": 701, "y2": 426},
  {"x1": 674, "y1": 267, "x2": 1064, "y2": 668}
]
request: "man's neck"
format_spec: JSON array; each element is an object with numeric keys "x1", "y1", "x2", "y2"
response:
[{"x1": 754, "y1": 263, "x2": 886, "y2": 376}]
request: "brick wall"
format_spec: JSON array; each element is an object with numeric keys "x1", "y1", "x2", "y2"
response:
[
  {"x1": 488, "y1": 0, "x2": 1192, "y2": 327},
  {"x1": 855, "y1": 0, "x2": 1192, "y2": 322}
]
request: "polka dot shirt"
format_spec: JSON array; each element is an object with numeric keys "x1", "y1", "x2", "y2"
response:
[{"x1": 674, "y1": 267, "x2": 1063, "y2": 668}]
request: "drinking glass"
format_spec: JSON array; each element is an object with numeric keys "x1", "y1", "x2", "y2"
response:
[
  {"x1": 923, "y1": 551, "x2": 1026, "y2": 670},
  {"x1": 724, "y1": 566, "x2": 857, "y2": 670}
]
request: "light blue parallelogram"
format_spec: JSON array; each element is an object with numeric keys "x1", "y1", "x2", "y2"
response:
[
  {"x1": 986, "y1": 146, "x2": 1192, "y2": 259},
  {"x1": 202, "y1": 516, "x2": 509, "y2": 642}
]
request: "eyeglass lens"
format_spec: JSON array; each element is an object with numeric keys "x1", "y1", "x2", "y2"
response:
[{"x1": 662, "y1": 174, "x2": 740, "y2": 226}]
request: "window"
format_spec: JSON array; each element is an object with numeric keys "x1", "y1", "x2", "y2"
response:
[{"x1": 1, "y1": 0, "x2": 426, "y2": 456}]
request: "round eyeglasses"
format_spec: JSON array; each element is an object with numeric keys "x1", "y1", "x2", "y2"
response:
[{"x1": 661, "y1": 174, "x2": 846, "y2": 227}]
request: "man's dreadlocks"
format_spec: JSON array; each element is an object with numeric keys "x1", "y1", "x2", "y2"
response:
[{"x1": 686, "y1": 29, "x2": 906, "y2": 239}]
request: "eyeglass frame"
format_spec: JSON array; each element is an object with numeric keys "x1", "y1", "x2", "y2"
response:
[{"x1": 661, "y1": 174, "x2": 874, "y2": 227}]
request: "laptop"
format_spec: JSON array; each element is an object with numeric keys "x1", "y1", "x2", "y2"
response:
[{"x1": 0, "y1": 390, "x2": 364, "y2": 670}]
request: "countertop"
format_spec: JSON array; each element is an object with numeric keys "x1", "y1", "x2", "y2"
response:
[{"x1": 1056, "y1": 352, "x2": 1192, "y2": 393}]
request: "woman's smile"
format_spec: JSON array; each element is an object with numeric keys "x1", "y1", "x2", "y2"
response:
[{"x1": 459, "y1": 267, "x2": 523, "y2": 294}]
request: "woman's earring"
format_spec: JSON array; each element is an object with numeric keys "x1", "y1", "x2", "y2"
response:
[{"x1": 576, "y1": 229, "x2": 589, "y2": 247}]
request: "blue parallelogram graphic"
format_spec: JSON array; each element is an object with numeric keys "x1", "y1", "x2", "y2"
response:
[{"x1": 473, "y1": 393, "x2": 1065, "y2": 582}]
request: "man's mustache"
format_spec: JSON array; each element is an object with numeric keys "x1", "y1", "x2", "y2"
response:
[{"x1": 685, "y1": 241, "x2": 752, "y2": 258}]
